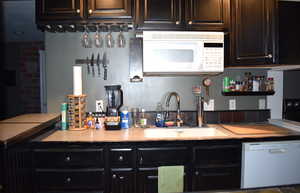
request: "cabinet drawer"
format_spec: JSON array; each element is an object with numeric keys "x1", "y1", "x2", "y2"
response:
[
  {"x1": 193, "y1": 144, "x2": 241, "y2": 166},
  {"x1": 192, "y1": 167, "x2": 241, "y2": 190},
  {"x1": 37, "y1": 169, "x2": 105, "y2": 191},
  {"x1": 109, "y1": 148, "x2": 134, "y2": 168},
  {"x1": 34, "y1": 148, "x2": 104, "y2": 168},
  {"x1": 137, "y1": 147, "x2": 189, "y2": 166}
]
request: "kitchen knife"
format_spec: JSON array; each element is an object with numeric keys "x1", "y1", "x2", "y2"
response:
[
  {"x1": 102, "y1": 52, "x2": 108, "y2": 80},
  {"x1": 96, "y1": 53, "x2": 101, "y2": 77},
  {"x1": 86, "y1": 56, "x2": 90, "y2": 75},
  {"x1": 91, "y1": 53, "x2": 95, "y2": 77}
]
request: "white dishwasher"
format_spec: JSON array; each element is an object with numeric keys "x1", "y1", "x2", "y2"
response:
[{"x1": 241, "y1": 140, "x2": 300, "y2": 189}]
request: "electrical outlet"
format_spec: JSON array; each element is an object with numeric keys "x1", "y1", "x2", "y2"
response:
[
  {"x1": 259, "y1": 99, "x2": 266, "y2": 110},
  {"x1": 229, "y1": 99, "x2": 236, "y2": 110},
  {"x1": 96, "y1": 100, "x2": 104, "y2": 112},
  {"x1": 204, "y1": 99, "x2": 215, "y2": 111}
]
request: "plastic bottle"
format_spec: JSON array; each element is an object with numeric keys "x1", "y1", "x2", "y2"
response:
[
  {"x1": 155, "y1": 103, "x2": 164, "y2": 127},
  {"x1": 140, "y1": 109, "x2": 148, "y2": 128},
  {"x1": 86, "y1": 112, "x2": 95, "y2": 129},
  {"x1": 120, "y1": 107, "x2": 129, "y2": 129}
]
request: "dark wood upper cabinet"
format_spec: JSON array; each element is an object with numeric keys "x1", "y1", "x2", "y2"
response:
[
  {"x1": 136, "y1": 0, "x2": 229, "y2": 30},
  {"x1": 36, "y1": 0, "x2": 84, "y2": 21},
  {"x1": 136, "y1": 0, "x2": 184, "y2": 29},
  {"x1": 87, "y1": 0, "x2": 133, "y2": 20},
  {"x1": 186, "y1": 0, "x2": 230, "y2": 31},
  {"x1": 229, "y1": 0, "x2": 278, "y2": 65}
]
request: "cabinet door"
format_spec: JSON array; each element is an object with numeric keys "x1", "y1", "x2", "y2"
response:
[
  {"x1": 36, "y1": 0, "x2": 83, "y2": 21},
  {"x1": 0, "y1": 149, "x2": 3, "y2": 193},
  {"x1": 87, "y1": 0, "x2": 133, "y2": 20},
  {"x1": 192, "y1": 167, "x2": 241, "y2": 191},
  {"x1": 230, "y1": 0, "x2": 277, "y2": 65},
  {"x1": 186, "y1": 0, "x2": 230, "y2": 31},
  {"x1": 136, "y1": 0, "x2": 184, "y2": 29},
  {"x1": 110, "y1": 169, "x2": 135, "y2": 193},
  {"x1": 137, "y1": 169, "x2": 158, "y2": 193}
]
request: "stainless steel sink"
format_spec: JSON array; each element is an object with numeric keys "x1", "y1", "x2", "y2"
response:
[{"x1": 144, "y1": 127, "x2": 228, "y2": 138}]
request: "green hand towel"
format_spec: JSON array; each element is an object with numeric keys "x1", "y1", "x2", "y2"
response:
[{"x1": 158, "y1": 166, "x2": 184, "y2": 193}]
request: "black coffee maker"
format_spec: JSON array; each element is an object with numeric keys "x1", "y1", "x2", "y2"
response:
[{"x1": 105, "y1": 85, "x2": 123, "y2": 130}]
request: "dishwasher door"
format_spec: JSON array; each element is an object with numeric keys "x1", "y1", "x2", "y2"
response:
[{"x1": 241, "y1": 140, "x2": 300, "y2": 189}]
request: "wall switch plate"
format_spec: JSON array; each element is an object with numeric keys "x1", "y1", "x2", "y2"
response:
[
  {"x1": 229, "y1": 99, "x2": 236, "y2": 110},
  {"x1": 204, "y1": 99, "x2": 215, "y2": 111},
  {"x1": 96, "y1": 100, "x2": 104, "y2": 112},
  {"x1": 259, "y1": 99, "x2": 266, "y2": 110}
]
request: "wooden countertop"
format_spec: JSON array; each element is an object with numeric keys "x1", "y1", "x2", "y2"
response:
[
  {"x1": 41, "y1": 124, "x2": 300, "y2": 143},
  {"x1": 0, "y1": 113, "x2": 60, "y2": 124},
  {"x1": 0, "y1": 113, "x2": 60, "y2": 147}
]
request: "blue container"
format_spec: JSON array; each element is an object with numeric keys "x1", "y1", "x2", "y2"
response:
[{"x1": 120, "y1": 110, "x2": 129, "y2": 129}]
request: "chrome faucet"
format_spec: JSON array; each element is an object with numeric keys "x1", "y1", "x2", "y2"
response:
[
  {"x1": 165, "y1": 92, "x2": 183, "y2": 127},
  {"x1": 197, "y1": 96, "x2": 204, "y2": 127}
]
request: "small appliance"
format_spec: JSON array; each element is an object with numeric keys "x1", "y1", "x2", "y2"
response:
[
  {"x1": 105, "y1": 85, "x2": 123, "y2": 130},
  {"x1": 143, "y1": 31, "x2": 224, "y2": 75}
]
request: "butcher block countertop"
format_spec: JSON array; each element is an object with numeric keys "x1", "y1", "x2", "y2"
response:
[
  {"x1": 0, "y1": 113, "x2": 60, "y2": 147},
  {"x1": 0, "y1": 113, "x2": 60, "y2": 124},
  {"x1": 41, "y1": 123, "x2": 300, "y2": 143}
]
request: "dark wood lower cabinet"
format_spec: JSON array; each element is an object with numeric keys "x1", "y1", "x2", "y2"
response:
[
  {"x1": 110, "y1": 169, "x2": 135, "y2": 193},
  {"x1": 0, "y1": 148, "x2": 3, "y2": 193},
  {"x1": 30, "y1": 141, "x2": 242, "y2": 193},
  {"x1": 137, "y1": 169, "x2": 159, "y2": 193},
  {"x1": 192, "y1": 166, "x2": 241, "y2": 190}
]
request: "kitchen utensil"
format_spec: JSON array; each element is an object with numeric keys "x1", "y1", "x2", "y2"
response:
[
  {"x1": 86, "y1": 56, "x2": 90, "y2": 74},
  {"x1": 117, "y1": 26, "x2": 126, "y2": 48},
  {"x1": 96, "y1": 53, "x2": 101, "y2": 77},
  {"x1": 94, "y1": 25, "x2": 103, "y2": 48},
  {"x1": 102, "y1": 52, "x2": 108, "y2": 80},
  {"x1": 106, "y1": 26, "x2": 114, "y2": 48},
  {"x1": 203, "y1": 78, "x2": 212, "y2": 97},
  {"x1": 91, "y1": 53, "x2": 95, "y2": 77}
]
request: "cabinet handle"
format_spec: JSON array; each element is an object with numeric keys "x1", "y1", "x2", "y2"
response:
[
  {"x1": 76, "y1": 9, "x2": 80, "y2": 14},
  {"x1": 176, "y1": 21, "x2": 180, "y2": 25},
  {"x1": 266, "y1": 54, "x2": 273, "y2": 59},
  {"x1": 188, "y1": 21, "x2": 193, "y2": 25},
  {"x1": 119, "y1": 176, "x2": 125, "y2": 180},
  {"x1": 65, "y1": 156, "x2": 71, "y2": 162},
  {"x1": 118, "y1": 155, "x2": 124, "y2": 162},
  {"x1": 88, "y1": 9, "x2": 93, "y2": 14},
  {"x1": 112, "y1": 174, "x2": 117, "y2": 179},
  {"x1": 195, "y1": 171, "x2": 199, "y2": 176},
  {"x1": 65, "y1": 177, "x2": 71, "y2": 183},
  {"x1": 139, "y1": 157, "x2": 143, "y2": 164}
]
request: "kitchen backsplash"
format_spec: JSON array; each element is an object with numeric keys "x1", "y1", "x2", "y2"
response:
[{"x1": 45, "y1": 32, "x2": 268, "y2": 113}]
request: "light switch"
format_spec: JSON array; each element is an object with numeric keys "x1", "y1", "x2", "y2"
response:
[
  {"x1": 229, "y1": 99, "x2": 236, "y2": 110},
  {"x1": 204, "y1": 99, "x2": 215, "y2": 111},
  {"x1": 259, "y1": 99, "x2": 266, "y2": 110},
  {"x1": 96, "y1": 100, "x2": 104, "y2": 112}
]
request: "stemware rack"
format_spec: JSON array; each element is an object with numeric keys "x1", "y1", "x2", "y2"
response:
[{"x1": 38, "y1": 23, "x2": 134, "y2": 33}]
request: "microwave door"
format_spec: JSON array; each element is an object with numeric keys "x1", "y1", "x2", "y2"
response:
[{"x1": 143, "y1": 41, "x2": 203, "y2": 74}]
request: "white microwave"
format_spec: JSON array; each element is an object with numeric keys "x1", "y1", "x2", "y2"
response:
[{"x1": 142, "y1": 31, "x2": 224, "y2": 75}]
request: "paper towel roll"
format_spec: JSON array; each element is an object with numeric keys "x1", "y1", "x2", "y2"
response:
[{"x1": 73, "y1": 66, "x2": 82, "y2": 96}]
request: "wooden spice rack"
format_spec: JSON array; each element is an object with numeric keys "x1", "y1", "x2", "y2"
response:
[{"x1": 67, "y1": 94, "x2": 87, "y2": 131}]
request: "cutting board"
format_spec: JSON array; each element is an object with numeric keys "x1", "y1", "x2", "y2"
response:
[{"x1": 221, "y1": 124, "x2": 291, "y2": 135}]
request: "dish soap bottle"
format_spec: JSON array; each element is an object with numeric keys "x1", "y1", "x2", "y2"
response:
[
  {"x1": 155, "y1": 103, "x2": 164, "y2": 127},
  {"x1": 140, "y1": 109, "x2": 148, "y2": 128}
]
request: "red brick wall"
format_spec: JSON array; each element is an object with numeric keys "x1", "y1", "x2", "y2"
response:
[{"x1": 19, "y1": 42, "x2": 44, "y2": 113}]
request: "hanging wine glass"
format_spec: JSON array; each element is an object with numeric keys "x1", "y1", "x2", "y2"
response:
[
  {"x1": 106, "y1": 25, "x2": 114, "y2": 48},
  {"x1": 81, "y1": 25, "x2": 92, "y2": 48},
  {"x1": 94, "y1": 25, "x2": 103, "y2": 48},
  {"x1": 118, "y1": 25, "x2": 126, "y2": 48}
]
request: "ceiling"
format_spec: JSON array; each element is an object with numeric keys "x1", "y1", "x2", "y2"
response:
[{"x1": 0, "y1": 0, "x2": 44, "y2": 42}]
